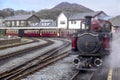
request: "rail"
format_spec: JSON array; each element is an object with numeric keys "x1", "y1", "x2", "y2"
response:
[
  {"x1": 0, "y1": 39, "x2": 70, "y2": 80},
  {"x1": 0, "y1": 38, "x2": 53, "y2": 60},
  {"x1": 70, "y1": 71, "x2": 94, "y2": 80}
]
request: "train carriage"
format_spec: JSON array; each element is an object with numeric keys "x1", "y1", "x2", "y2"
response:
[
  {"x1": 6, "y1": 29, "x2": 19, "y2": 36},
  {"x1": 40, "y1": 29, "x2": 59, "y2": 37},
  {"x1": 60, "y1": 29, "x2": 77, "y2": 37},
  {"x1": 24, "y1": 30, "x2": 39, "y2": 37},
  {"x1": 4, "y1": 27, "x2": 77, "y2": 37}
]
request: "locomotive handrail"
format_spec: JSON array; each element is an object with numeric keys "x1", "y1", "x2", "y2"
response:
[{"x1": 77, "y1": 33, "x2": 98, "y2": 37}]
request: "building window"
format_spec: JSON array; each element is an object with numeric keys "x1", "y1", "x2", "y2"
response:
[
  {"x1": 6, "y1": 22, "x2": 11, "y2": 26},
  {"x1": 71, "y1": 21, "x2": 73, "y2": 24},
  {"x1": 71, "y1": 20, "x2": 76, "y2": 24},
  {"x1": 16, "y1": 21, "x2": 19, "y2": 26},
  {"x1": 12, "y1": 21, "x2": 15, "y2": 26},
  {"x1": 21, "y1": 21, "x2": 26, "y2": 26},
  {"x1": 74, "y1": 21, "x2": 76, "y2": 24},
  {"x1": 81, "y1": 21, "x2": 85, "y2": 29},
  {"x1": 42, "y1": 22, "x2": 50, "y2": 26},
  {"x1": 60, "y1": 21, "x2": 65, "y2": 24}
]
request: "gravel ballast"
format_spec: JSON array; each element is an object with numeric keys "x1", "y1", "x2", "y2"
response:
[
  {"x1": 0, "y1": 39, "x2": 63, "y2": 74},
  {"x1": 0, "y1": 38, "x2": 47, "y2": 56},
  {"x1": 22, "y1": 46, "x2": 78, "y2": 80}
]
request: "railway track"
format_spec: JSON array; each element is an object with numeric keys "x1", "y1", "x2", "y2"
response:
[
  {"x1": 0, "y1": 38, "x2": 70, "y2": 80},
  {"x1": 0, "y1": 38, "x2": 53, "y2": 60},
  {"x1": 70, "y1": 71, "x2": 95, "y2": 80}
]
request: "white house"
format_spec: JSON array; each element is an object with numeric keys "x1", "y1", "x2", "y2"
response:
[
  {"x1": 57, "y1": 11, "x2": 72, "y2": 29},
  {"x1": 57, "y1": 11, "x2": 109, "y2": 29}
]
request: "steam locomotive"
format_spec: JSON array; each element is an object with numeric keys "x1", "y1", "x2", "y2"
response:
[{"x1": 71, "y1": 16, "x2": 112, "y2": 70}]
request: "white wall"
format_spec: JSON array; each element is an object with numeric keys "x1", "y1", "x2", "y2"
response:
[
  {"x1": 69, "y1": 20, "x2": 82, "y2": 29},
  {"x1": 57, "y1": 13, "x2": 68, "y2": 29}
]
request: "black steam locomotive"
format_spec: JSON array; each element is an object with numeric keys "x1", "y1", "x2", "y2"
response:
[{"x1": 71, "y1": 16, "x2": 112, "y2": 70}]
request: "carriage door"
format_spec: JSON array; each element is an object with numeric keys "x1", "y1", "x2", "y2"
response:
[{"x1": 19, "y1": 29, "x2": 24, "y2": 37}]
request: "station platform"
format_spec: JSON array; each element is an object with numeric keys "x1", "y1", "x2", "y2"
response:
[{"x1": 108, "y1": 67, "x2": 120, "y2": 80}]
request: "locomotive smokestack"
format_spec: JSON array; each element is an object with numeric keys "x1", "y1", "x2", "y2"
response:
[{"x1": 85, "y1": 16, "x2": 92, "y2": 31}]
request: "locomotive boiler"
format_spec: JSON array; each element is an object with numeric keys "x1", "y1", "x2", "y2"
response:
[{"x1": 71, "y1": 16, "x2": 112, "y2": 70}]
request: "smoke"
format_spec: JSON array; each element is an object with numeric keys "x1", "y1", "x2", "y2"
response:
[{"x1": 109, "y1": 33, "x2": 120, "y2": 68}]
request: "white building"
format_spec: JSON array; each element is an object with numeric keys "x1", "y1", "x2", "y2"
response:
[
  {"x1": 57, "y1": 11, "x2": 72, "y2": 29},
  {"x1": 57, "y1": 11, "x2": 109, "y2": 29}
]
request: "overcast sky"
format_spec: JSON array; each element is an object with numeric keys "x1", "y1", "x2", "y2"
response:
[{"x1": 0, "y1": 0, "x2": 120, "y2": 16}]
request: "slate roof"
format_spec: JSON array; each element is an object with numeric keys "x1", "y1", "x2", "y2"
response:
[
  {"x1": 62, "y1": 11, "x2": 75, "y2": 18},
  {"x1": 69, "y1": 11, "x2": 108, "y2": 20},
  {"x1": 5, "y1": 14, "x2": 34, "y2": 21},
  {"x1": 36, "y1": 21, "x2": 57, "y2": 27},
  {"x1": 40, "y1": 19, "x2": 54, "y2": 23}
]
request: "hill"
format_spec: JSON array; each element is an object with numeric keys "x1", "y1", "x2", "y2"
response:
[
  {"x1": 52, "y1": 2, "x2": 93, "y2": 12},
  {"x1": 109, "y1": 15, "x2": 120, "y2": 26},
  {"x1": 37, "y1": 2, "x2": 94, "y2": 20}
]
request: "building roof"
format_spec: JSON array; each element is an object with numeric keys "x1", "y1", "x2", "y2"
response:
[
  {"x1": 36, "y1": 21, "x2": 57, "y2": 27},
  {"x1": 62, "y1": 11, "x2": 75, "y2": 18},
  {"x1": 40, "y1": 19, "x2": 54, "y2": 23},
  {"x1": 5, "y1": 14, "x2": 36, "y2": 21},
  {"x1": 69, "y1": 11, "x2": 108, "y2": 20}
]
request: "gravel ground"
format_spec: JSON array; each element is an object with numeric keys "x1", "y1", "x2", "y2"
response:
[
  {"x1": 22, "y1": 46, "x2": 78, "y2": 80},
  {"x1": 0, "y1": 39, "x2": 63, "y2": 73},
  {"x1": 0, "y1": 38, "x2": 47, "y2": 56}
]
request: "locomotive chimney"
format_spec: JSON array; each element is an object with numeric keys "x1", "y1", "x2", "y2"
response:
[{"x1": 85, "y1": 16, "x2": 92, "y2": 31}]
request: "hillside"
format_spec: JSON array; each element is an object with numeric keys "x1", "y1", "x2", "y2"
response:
[
  {"x1": 109, "y1": 15, "x2": 120, "y2": 26},
  {"x1": 37, "y1": 2, "x2": 94, "y2": 20},
  {"x1": 0, "y1": 2, "x2": 94, "y2": 20}
]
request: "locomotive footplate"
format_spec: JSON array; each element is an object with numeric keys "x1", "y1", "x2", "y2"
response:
[{"x1": 107, "y1": 68, "x2": 120, "y2": 80}]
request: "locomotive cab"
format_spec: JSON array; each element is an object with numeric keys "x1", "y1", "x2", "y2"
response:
[{"x1": 71, "y1": 16, "x2": 112, "y2": 70}]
